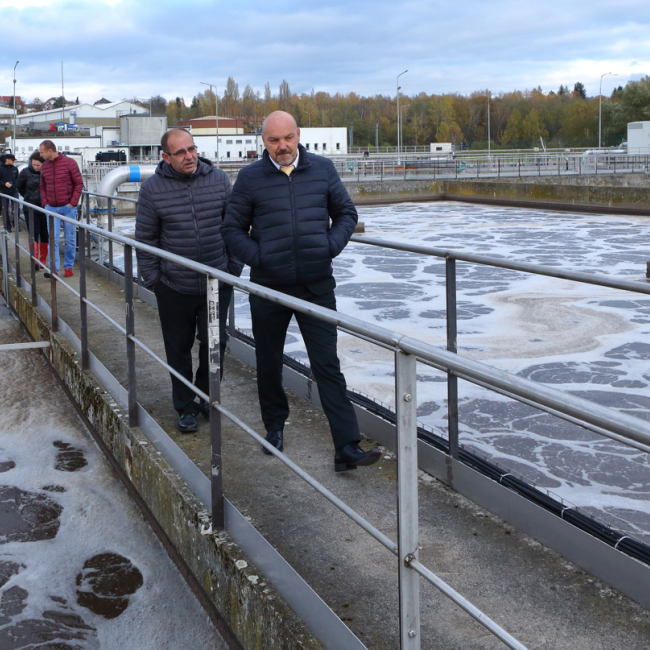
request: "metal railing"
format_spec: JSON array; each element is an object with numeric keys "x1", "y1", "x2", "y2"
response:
[{"x1": 3, "y1": 192, "x2": 650, "y2": 648}]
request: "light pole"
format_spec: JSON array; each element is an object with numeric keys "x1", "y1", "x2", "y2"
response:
[
  {"x1": 599, "y1": 72, "x2": 617, "y2": 150},
  {"x1": 487, "y1": 89, "x2": 491, "y2": 158},
  {"x1": 400, "y1": 104, "x2": 410, "y2": 154},
  {"x1": 200, "y1": 81, "x2": 219, "y2": 165},
  {"x1": 305, "y1": 111, "x2": 311, "y2": 128},
  {"x1": 396, "y1": 69, "x2": 408, "y2": 159},
  {"x1": 12, "y1": 61, "x2": 18, "y2": 154}
]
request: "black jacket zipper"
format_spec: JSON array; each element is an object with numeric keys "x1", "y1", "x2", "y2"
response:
[
  {"x1": 188, "y1": 180, "x2": 202, "y2": 293},
  {"x1": 287, "y1": 172, "x2": 299, "y2": 284}
]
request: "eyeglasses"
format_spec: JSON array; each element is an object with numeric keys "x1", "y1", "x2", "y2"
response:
[{"x1": 166, "y1": 145, "x2": 198, "y2": 157}]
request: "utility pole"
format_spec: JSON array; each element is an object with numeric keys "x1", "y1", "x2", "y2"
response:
[
  {"x1": 375, "y1": 122, "x2": 379, "y2": 150},
  {"x1": 349, "y1": 122, "x2": 354, "y2": 150},
  {"x1": 305, "y1": 111, "x2": 311, "y2": 127},
  {"x1": 12, "y1": 61, "x2": 18, "y2": 153},
  {"x1": 396, "y1": 70, "x2": 408, "y2": 162},
  {"x1": 599, "y1": 72, "x2": 617, "y2": 149},
  {"x1": 200, "y1": 82, "x2": 220, "y2": 166},
  {"x1": 61, "y1": 61, "x2": 65, "y2": 124},
  {"x1": 487, "y1": 89, "x2": 491, "y2": 158}
]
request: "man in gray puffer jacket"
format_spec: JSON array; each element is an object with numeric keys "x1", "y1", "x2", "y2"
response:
[{"x1": 136, "y1": 128, "x2": 242, "y2": 433}]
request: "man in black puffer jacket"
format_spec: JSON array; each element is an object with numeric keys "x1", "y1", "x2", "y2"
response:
[
  {"x1": 136, "y1": 128, "x2": 243, "y2": 433},
  {"x1": 223, "y1": 111, "x2": 380, "y2": 472}
]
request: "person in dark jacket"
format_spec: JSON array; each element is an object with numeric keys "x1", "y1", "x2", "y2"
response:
[
  {"x1": 17, "y1": 151, "x2": 49, "y2": 270},
  {"x1": 1, "y1": 154, "x2": 19, "y2": 232},
  {"x1": 39, "y1": 140, "x2": 84, "y2": 278},
  {"x1": 136, "y1": 128, "x2": 243, "y2": 433},
  {"x1": 222, "y1": 111, "x2": 381, "y2": 472}
]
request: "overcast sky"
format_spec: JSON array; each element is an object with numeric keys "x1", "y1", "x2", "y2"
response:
[{"x1": 1, "y1": 0, "x2": 648, "y2": 105}]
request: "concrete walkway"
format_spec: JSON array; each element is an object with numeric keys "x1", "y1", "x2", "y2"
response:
[
  {"x1": 6, "y1": 243, "x2": 650, "y2": 650},
  {"x1": 0, "y1": 293, "x2": 227, "y2": 649}
]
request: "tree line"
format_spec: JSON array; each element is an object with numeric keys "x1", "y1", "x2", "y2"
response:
[
  {"x1": 155, "y1": 76, "x2": 649, "y2": 149},
  {"x1": 15, "y1": 76, "x2": 650, "y2": 150}
]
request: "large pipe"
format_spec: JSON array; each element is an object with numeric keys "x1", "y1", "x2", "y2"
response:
[{"x1": 97, "y1": 165, "x2": 157, "y2": 197}]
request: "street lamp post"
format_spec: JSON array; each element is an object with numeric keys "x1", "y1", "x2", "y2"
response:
[
  {"x1": 12, "y1": 61, "x2": 18, "y2": 154},
  {"x1": 200, "y1": 81, "x2": 219, "y2": 165},
  {"x1": 599, "y1": 72, "x2": 617, "y2": 150},
  {"x1": 396, "y1": 69, "x2": 408, "y2": 160},
  {"x1": 401, "y1": 104, "x2": 410, "y2": 155},
  {"x1": 487, "y1": 89, "x2": 491, "y2": 158}
]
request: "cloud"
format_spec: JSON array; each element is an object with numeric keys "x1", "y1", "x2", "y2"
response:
[{"x1": 3, "y1": 0, "x2": 650, "y2": 103}]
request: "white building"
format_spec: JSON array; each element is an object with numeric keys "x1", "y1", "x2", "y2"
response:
[
  {"x1": 191, "y1": 127, "x2": 348, "y2": 162},
  {"x1": 627, "y1": 122, "x2": 650, "y2": 154},
  {"x1": 15, "y1": 100, "x2": 146, "y2": 128}
]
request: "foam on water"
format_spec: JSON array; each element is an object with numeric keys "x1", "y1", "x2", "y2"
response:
[
  {"x1": 233, "y1": 201, "x2": 650, "y2": 541},
  {"x1": 0, "y1": 317, "x2": 225, "y2": 649}
]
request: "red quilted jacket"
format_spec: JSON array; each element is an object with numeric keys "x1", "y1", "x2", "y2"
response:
[{"x1": 40, "y1": 154, "x2": 84, "y2": 208}]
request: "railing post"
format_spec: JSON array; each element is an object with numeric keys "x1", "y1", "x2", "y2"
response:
[
  {"x1": 79, "y1": 226, "x2": 89, "y2": 370},
  {"x1": 208, "y1": 276, "x2": 225, "y2": 529},
  {"x1": 28, "y1": 207, "x2": 36, "y2": 306},
  {"x1": 48, "y1": 214, "x2": 58, "y2": 332},
  {"x1": 124, "y1": 244, "x2": 138, "y2": 426},
  {"x1": 395, "y1": 349, "x2": 420, "y2": 650},
  {"x1": 14, "y1": 202, "x2": 20, "y2": 289},
  {"x1": 446, "y1": 257, "x2": 459, "y2": 460},
  {"x1": 85, "y1": 192, "x2": 92, "y2": 260},
  {"x1": 107, "y1": 197, "x2": 114, "y2": 276},
  {"x1": 1, "y1": 228, "x2": 8, "y2": 301},
  {"x1": 228, "y1": 288, "x2": 235, "y2": 335}
]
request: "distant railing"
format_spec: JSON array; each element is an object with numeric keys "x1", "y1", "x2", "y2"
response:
[{"x1": 4, "y1": 191, "x2": 650, "y2": 648}]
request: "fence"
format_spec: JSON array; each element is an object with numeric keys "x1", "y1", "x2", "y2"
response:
[{"x1": 3, "y1": 191, "x2": 650, "y2": 649}]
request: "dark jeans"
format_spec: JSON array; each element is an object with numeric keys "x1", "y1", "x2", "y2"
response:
[
  {"x1": 23, "y1": 208, "x2": 49, "y2": 243},
  {"x1": 155, "y1": 281, "x2": 233, "y2": 416},
  {"x1": 2, "y1": 193, "x2": 17, "y2": 231},
  {"x1": 249, "y1": 285, "x2": 360, "y2": 450}
]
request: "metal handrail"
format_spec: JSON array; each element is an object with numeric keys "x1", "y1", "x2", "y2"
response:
[{"x1": 4, "y1": 191, "x2": 650, "y2": 649}]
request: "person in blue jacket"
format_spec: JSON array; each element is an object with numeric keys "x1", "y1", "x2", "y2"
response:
[{"x1": 223, "y1": 111, "x2": 380, "y2": 472}]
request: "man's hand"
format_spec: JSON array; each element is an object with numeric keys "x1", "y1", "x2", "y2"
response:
[
  {"x1": 67, "y1": 203, "x2": 74, "y2": 208},
  {"x1": 4, "y1": 182, "x2": 11, "y2": 188}
]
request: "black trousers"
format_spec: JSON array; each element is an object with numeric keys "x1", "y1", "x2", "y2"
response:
[
  {"x1": 24, "y1": 208, "x2": 49, "y2": 243},
  {"x1": 155, "y1": 281, "x2": 233, "y2": 416},
  {"x1": 249, "y1": 285, "x2": 360, "y2": 451}
]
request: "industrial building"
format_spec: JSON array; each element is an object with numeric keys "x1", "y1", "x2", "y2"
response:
[{"x1": 627, "y1": 121, "x2": 650, "y2": 154}]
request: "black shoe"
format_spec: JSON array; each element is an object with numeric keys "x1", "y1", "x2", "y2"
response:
[
  {"x1": 177, "y1": 412, "x2": 198, "y2": 433},
  {"x1": 262, "y1": 430, "x2": 283, "y2": 455},
  {"x1": 199, "y1": 401, "x2": 210, "y2": 421},
  {"x1": 334, "y1": 443, "x2": 382, "y2": 472}
]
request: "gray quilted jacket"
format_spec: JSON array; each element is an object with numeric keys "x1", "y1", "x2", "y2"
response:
[{"x1": 135, "y1": 157, "x2": 243, "y2": 294}]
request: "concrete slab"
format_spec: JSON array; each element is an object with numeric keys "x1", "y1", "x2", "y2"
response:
[{"x1": 5, "y1": 241, "x2": 650, "y2": 649}]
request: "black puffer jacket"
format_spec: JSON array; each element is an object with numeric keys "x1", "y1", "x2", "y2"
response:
[
  {"x1": 17, "y1": 163, "x2": 42, "y2": 206},
  {"x1": 0, "y1": 165, "x2": 19, "y2": 196},
  {"x1": 135, "y1": 157, "x2": 243, "y2": 295},
  {"x1": 222, "y1": 145, "x2": 358, "y2": 287}
]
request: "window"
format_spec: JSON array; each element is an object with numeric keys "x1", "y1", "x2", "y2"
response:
[
  {"x1": 226, "y1": 140, "x2": 233, "y2": 144},
  {"x1": 28, "y1": 146, "x2": 33, "y2": 151},
  {"x1": 314, "y1": 143, "x2": 318, "y2": 150},
  {"x1": 305, "y1": 143, "x2": 310, "y2": 150},
  {"x1": 435, "y1": 146, "x2": 442, "y2": 151},
  {"x1": 322, "y1": 143, "x2": 327, "y2": 150},
  {"x1": 65, "y1": 146, "x2": 69, "y2": 150},
  {"x1": 218, "y1": 138, "x2": 223, "y2": 143},
  {"x1": 202, "y1": 152, "x2": 205, "y2": 157},
  {"x1": 227, "y1": 151, "x2": 231, "y2": 158},
  {"x1": 238, "y1": 151, "x2": 242, "y2": 158},
  {"x1": 336, "y1": 143, "x2": 340, "y2": 150},
  {"x1": 236, "y1": 139, "x2": 242, "y2": 144},
  {"x1": 215, "y1": 151, "x2": 218, "y2": 157},
  {"x1": 245, "y1": 139, "x2": 252, "y2": 144}
]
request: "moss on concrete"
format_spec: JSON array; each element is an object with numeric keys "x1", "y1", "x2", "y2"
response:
[{"x1": 1, "y1": 273, "x2": 323, "y2": 650}]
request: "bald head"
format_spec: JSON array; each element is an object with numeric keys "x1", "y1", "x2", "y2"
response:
[{"x1": 262, "y1": 111, "x2": 300, "y2": 166}]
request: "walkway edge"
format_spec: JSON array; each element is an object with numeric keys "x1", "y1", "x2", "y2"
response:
[{"x1": 1, "y1": 271, "x2": 327, "y2": 650}]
